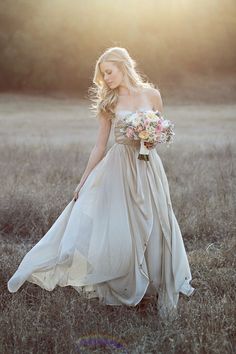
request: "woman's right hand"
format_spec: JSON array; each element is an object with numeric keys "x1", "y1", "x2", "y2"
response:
[{"x1": 73, "y1": 184, "x2": 82, "y2": 202}]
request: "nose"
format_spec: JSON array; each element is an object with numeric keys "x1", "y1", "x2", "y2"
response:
[{"x1": 104, "y1": 73, "x2": 111, "y2": 82}]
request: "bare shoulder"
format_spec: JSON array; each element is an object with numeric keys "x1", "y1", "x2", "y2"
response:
[{"x1": 144, "y1": 87, "x2": 163, "y2": 113}]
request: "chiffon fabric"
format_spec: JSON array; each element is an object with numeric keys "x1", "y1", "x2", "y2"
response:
[{"x1": 7, "y1": 109, "x2": 195, "y2": 317}]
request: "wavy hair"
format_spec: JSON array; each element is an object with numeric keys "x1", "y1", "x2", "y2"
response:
[{"x1": 88, "y1": 47, "x2": 158, "y2": 121}]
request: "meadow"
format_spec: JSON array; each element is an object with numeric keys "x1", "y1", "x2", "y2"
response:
[{"x1": 0, "y1": 93, "x2": 235, "y2": 353}]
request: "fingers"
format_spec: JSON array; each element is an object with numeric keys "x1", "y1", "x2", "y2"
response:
[
  {"x1": 73, "y1": 185, "x2": 82, "y2": 202},
  {"x1": 144, "y1": 142, "x2": 156, "y2": 149},
  {"x1": 73, "y1": 190, "x2": 79, "y2": 201}
]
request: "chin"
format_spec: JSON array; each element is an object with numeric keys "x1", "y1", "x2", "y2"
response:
[{"x1": 110, "y1": 84, "x2": 118, "y2": 89}]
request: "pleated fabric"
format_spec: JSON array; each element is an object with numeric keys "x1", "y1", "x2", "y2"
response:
[{"x1": 7, "y1": 110, "x2": 195, "y2": 317}]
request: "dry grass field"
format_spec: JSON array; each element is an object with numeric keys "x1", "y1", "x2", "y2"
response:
[{"x1": 0, "y1": 93, "x2": 235, "y2": 353}]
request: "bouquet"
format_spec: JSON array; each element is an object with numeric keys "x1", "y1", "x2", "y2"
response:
[{"x1": 119, "y1": 110, "x2": 175, "y2": 161}]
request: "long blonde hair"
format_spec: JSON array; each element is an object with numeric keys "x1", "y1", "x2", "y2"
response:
[{"x1": 88, "y1": 47, "x2": 158, "y2": 121}]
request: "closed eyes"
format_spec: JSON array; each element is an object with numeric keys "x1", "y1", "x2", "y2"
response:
[{"x1": 101, "y1": 71, "x2": 112, "y2": 76}]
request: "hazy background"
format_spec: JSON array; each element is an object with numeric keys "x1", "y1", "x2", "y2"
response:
[{"x1": 0, "y1": 0, "x2": 235, "y2": 102}]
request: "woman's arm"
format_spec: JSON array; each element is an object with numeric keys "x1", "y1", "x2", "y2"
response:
[
  {"x1": 151, "y1": 88, "x2": 164, "y2": 113},
  {"x1": 145, "y1": 88, "x2": 164, "y2": 149},
  {"x1": 73, "y1": 112, "x2": 112, "y2": 200}
]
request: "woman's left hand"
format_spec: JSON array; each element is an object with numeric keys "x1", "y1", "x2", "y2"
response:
[{"x1": 144, "y1": 141, "x2": 157, "y2": 149}]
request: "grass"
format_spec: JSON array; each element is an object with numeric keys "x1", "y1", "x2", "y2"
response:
[{"x1": 0, "y1": 94, "x2": 235, "y2": 353}]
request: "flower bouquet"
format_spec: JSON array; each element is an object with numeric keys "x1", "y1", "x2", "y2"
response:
[{"x1": 119, "y1": 110, "x2": 175, "y2": 161}]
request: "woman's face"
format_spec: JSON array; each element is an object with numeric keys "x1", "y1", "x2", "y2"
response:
[{"x1": 99, "y1": 61, "x2": 124, "y2": 89}]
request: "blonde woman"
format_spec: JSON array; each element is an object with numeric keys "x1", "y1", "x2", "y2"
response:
[{"x1": 7, "y1": 47, "x2": 195, "y2": 317}]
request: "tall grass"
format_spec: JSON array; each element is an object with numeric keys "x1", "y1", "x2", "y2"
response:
[{"x1": 0, "y1": 100, "x2": 235, "y2": 353}]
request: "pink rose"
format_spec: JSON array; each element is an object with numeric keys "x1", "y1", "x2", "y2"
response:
[{"x1": 126, "y1": 127, "x2": 134, "y2": 138}]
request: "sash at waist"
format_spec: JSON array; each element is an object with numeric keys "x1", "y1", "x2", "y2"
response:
[{"x1": 114, "y1": 123, "x2": 140, "y2": 146}]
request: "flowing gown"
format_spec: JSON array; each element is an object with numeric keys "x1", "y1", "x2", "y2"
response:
[{"x1": 7, "y1": 109, "x2": 195, "y2": 317}]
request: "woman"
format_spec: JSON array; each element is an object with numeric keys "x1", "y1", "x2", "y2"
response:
[{"x1": 7, "y1": 47, "x2": 195, "y2": 317}]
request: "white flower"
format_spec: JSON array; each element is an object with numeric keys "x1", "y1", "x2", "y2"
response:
[{"x1": 162, "y1": 120, "x2": 170, "y2": 129}]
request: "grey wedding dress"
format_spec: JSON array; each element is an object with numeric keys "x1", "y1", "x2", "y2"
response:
[{"x1": 7, "y1": 109, "x2": 195, "y2": 317}]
